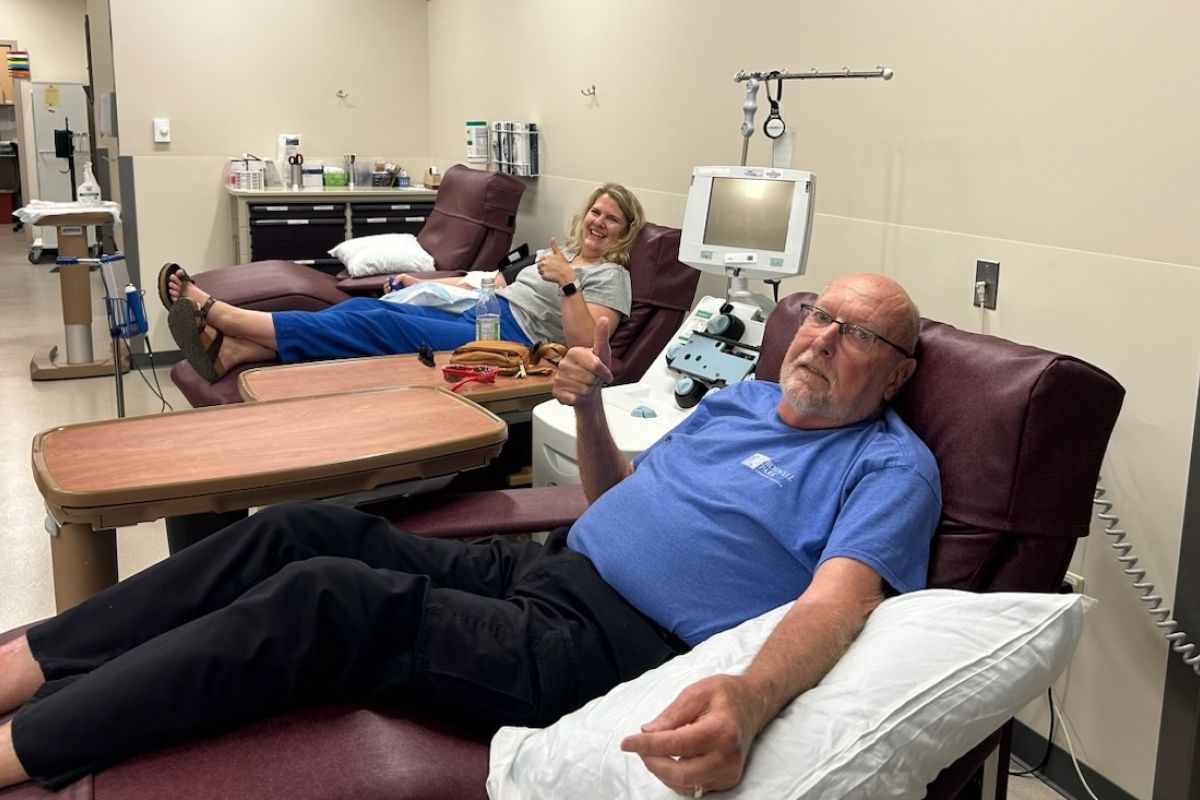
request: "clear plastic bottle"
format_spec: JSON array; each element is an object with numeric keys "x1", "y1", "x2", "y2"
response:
[
  {"x1": 474, "y1": 276, "x2": 501, "y2": 341},
  {"x1": 77, "y1": 162, "x2": 101, "y2": 206}
]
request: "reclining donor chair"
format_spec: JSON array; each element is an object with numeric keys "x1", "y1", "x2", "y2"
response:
[
  {"x1": 0, "y1": 292, "x2": 1124, "y2": 799},
  {"x1": 169, "y1": 163, "x2": 526, "y2": 406},
  {"x1": 171, "y1": 215, "x2": 701, "y2": 408}
]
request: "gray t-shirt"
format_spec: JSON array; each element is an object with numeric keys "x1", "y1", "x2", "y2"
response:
[{"x1": 498, "y1": 252, "x2": 632, "y2": 344}]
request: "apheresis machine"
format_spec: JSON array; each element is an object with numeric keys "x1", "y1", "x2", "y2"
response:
[{"x1": 532, "y1": 164, "x2": 815, "y2": 486}]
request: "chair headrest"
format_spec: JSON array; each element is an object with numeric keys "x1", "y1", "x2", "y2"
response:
[
  {"x1": 757, "y1": 292, "x2": 1124, "y2": 539},
  {"x1": 626, "y1": 224, "x2": 700, "y2": 310},
  {"x1": 433, "y1": 165, "x2": 525, "y2": 232}
]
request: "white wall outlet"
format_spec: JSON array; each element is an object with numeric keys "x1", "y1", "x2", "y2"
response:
[
  {"x1": 1064, "y1": 571, "x2": 1085, "y2": 593},
  {"x1": 153, "y1": 118, "x2": 171, "y2": 143}
]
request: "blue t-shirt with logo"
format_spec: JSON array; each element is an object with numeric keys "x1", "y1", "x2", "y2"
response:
[{"x1": 567, "y1": 380, "x2": 942, "y2": 646}]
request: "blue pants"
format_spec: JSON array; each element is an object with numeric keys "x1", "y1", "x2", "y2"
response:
[
  {"x1": 14, "y1": 502, "x2": 686, "y2": 789},
  {"x1": 272, "y1": 297, "x2": 532, "y2": 363}
]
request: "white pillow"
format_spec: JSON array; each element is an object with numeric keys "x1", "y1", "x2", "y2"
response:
[
  {"x1": 329, "y1": 233, "x2": 435, "y2": 277},
  {"x1": 487, "y1": 589, "x2": 1092, "y2": 800}
]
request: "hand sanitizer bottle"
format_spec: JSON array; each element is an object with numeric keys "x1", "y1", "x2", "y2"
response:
[
  {"x1": 78, "y1": 162, "x2": 102, "y2": 206},
  {"x1": 474, "y1": 276, "x2": 501, "y2": 341}
]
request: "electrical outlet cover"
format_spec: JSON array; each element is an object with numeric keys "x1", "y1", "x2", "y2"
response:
[{"x1": 974, "y1": 260, "x2": 1000, "y2": 309}]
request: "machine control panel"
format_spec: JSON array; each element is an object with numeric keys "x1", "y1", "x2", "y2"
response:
[
  {"x1": 531, "y1": 295, "x2": 771, "y2": 488},
  {"x1": 665, "y1": 303, "x2": 761, "y2": 409}
]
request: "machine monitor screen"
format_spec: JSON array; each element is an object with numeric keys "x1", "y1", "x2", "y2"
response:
[{"x1": 679, "y1": 166, "x2": 815, "y2": 281}]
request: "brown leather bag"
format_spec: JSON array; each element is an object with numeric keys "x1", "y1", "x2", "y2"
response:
[{"x1": 448, "y1": 340, "x2": 567, "y2": 377}]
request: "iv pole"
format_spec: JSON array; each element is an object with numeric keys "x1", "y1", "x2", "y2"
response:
[
  {"x1": 726, "y1": 66, "x2": 893, "y2": 311},
  {"x1": 735, "y1": 66, "x2": 893, "y2": 166}
]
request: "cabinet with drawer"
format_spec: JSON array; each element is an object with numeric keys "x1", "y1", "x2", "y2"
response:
[
  {"x1": 227, "y1": 187, "x2": 440, "y2": 269},
  {"x1": 349, "y1": 201, "x2": 436, "y2": 238},
  {"x1": 248, "y1": 203, "x2": 347, "y2": 273}
]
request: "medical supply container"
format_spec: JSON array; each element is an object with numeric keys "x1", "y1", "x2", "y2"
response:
[
  {"x1": 466, "y1": 120, "x2": 488, "y2": 163},
  {"x1": 77, "y1": 162, "x2": 101, "y2": 205}
]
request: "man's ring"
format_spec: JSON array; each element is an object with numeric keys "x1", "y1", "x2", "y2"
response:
[{"x1": 692, "y1": 784, "x2": 704, "y2": 799}]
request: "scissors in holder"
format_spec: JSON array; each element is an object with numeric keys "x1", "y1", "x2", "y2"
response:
[{"x1": 287, "y1": 154, "x2": 304, "y2": 166}]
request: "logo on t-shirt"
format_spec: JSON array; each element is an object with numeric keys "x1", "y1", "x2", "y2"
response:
[{"x1": 741, "y1": 453, "x2": 795, "y2": 487}]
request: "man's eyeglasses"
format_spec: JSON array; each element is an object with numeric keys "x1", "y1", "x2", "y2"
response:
[{"x1": 798, "y1": 304, "x2": 913, "y2": 358}]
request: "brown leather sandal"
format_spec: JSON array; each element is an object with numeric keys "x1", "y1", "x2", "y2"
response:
[{"x1": 168, "y1": 297, "x2": 227, "y2": 383}]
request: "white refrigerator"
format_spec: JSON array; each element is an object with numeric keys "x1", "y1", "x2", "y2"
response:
[{"x1": 28, "y1": 81, "x2": 93, "y2": 254}]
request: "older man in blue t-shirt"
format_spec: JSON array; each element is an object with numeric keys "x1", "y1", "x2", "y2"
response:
[
  {"x1": 554, "y1": 272, "x2": 940, "y2": 796},
  {"x1": 0, "y1": 273, "x2": 938, "y2": 795}
]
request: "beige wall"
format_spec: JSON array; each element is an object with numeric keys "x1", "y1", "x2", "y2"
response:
[
  {"x1": 104, "y1": 0, "x2": 432, "y2": 344},
  {"x1": 80, "y1": 0, "x2": 1200, "y2": 796},
  {"x1": 0, "y1": 0, "x2": 88, "y2": 81},
  {"x1": 425, "y1": 2, "x2": 1193, "y2": 797}
]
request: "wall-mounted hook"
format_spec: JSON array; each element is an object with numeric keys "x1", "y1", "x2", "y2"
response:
[
  {"x1": 334, "y1": 89, "x2": 349, "y2": 100},
  {"x1": 580, "y1": 85, "x2": 596, "y2": 97}
]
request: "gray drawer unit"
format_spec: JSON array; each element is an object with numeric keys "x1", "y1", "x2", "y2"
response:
[
  {"x1": 249, "y1": 203, "x2": 346, "y2": 221},
  {"x1": 350, "y1": 201, "x2": 435, "y2": 238},
  {"x1": 350, "y1": 201, "x2": 436, "y2": 216},
  {"x1": 249, "y1": 202, "x2": 348, "y2": 271}
]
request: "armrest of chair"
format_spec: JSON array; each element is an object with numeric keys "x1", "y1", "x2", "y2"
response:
[
  {"x1": 335, "y1": 270, "x2": 469, "y2": 296},
  {"x1": 373, "y1": 485, "x2": 589, "y2": 539}
]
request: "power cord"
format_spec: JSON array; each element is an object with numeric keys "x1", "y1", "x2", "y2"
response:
[
  {"x1": 1051, "y1": 695, "x2": 1103, "y2": 800},
  {"x1": 129, "y1": 338, "x2": 174, "y2": 414},
  {"x1": 1011, "y1": 481, "x2": 1193, "y2": 795},
  {"x1": 1009, "y1": 689, "x2": 1102, "y2": 800},
  {"x1": 1095, "y1": 481, "x2": 1200, "y2": 675},
  {"x1": 974, "y1": 280, "x2": 988, "y2": 306},
  {"x1": 1008, "y1": 688, "x2": 1054, "y2": 776},
  {"x1": 766, "y1": 279, "x2": 781, "y2": 304}
]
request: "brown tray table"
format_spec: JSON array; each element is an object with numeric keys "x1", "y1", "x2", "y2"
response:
[
  {"x1": 238, "y1": 352, "x2": 556, "y2": 416},
  {"x1": 32, "y1": 386, "x2": 506, "y2": 611}
]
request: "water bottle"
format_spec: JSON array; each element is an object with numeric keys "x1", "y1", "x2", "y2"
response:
[
  {"x1": 474, "y1": 276, "x2": 501, "y2": 341},
  {"x1": 124, "y1": 283, "x2": 147, "y2": 336}
]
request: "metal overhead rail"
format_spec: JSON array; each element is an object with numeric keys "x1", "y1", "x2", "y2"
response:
[
  {"x1": 733, "y1": 66, "x2": 894, "y2": 166},
  {"x1": 734, "y1": 66, "x2": 894, "y2": 83}
]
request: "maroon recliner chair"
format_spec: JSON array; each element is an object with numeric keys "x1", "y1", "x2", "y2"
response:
[
  {"x1": 170, "y1": 222, "x2": 700, "y2": 408},
  {"x1": 0, "y1": 292, "x2": 1123, "y2": 799},
  {"x1": 168, "y1": 164, "x2": 526, "y2": 406}
]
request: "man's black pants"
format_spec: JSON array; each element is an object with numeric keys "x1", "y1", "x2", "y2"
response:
[{"x1": 13, "y1": 502, "x2": 685, "y2": 789}]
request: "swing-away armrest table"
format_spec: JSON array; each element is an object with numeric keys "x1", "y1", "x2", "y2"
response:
[
  {"x1": 31, "y1": 386, "x2": 507, "y2": 612},
  {"x1": 238, "y1": 351, "x2": 557, "y2": 417}
]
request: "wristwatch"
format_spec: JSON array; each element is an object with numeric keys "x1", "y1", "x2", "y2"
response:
[{"x1": 560, "y1": 279, "x2": 582, "y2": 298}]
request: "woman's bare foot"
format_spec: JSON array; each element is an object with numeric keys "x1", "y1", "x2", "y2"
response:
[
  {"x1": 211, "y1": 327, "x2": 275, "y2": 368},
  {"x1": 0, "y1": 636, "x2": 43, "y2": 715},
  {"x1": 168, "y1": 271, "x2": 210, "y2": 307}
]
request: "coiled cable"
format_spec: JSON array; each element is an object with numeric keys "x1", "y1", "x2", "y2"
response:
[{"x1": 1095, "y1": 482, "x2": 1200, "y2": 675}]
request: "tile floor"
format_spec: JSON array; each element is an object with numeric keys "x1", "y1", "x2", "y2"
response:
[
  {"x1": 1, "y1": 225, "x2": 180, "y2": 634},
  {"x1": 0, "y1": 224, "x2": 1069, "y2": 799}
]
